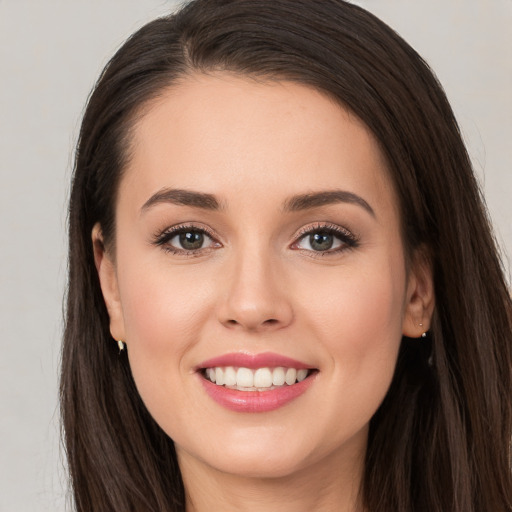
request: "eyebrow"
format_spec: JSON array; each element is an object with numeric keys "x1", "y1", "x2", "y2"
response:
[
  {"x1": 141, "y1": 188, "x2": 222, "y2": 213},
  {"x1": 283, "y1": 190, "x2": 375, "y2": 217},
  {"x1": 140, "y1": 187, "x2": 375, "y2": 218}
]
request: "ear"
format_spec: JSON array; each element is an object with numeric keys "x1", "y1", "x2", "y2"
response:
[
  {"x1": 92, "y1": 223, "x2": 126, "y2": 342},
  {"x1": 402, "y1": 248, "x2": 435, "y2": 338}
]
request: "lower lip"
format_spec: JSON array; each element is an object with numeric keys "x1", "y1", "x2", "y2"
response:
[{"x1": 198, "y1": 373, "x2": 316, "y2": 413}]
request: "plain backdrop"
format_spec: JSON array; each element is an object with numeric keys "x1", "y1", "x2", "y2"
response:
[{"x1": 0, "y1": 1, "x2": 510, "y2": 510}]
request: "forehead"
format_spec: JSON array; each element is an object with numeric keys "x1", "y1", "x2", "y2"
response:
[{"x1": 121, "y1": 73, "x2": 397, "y2": 218}]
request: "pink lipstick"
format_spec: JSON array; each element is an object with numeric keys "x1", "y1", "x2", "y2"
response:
[{"x1": 196, "y1": 352, "x2": 317, "y2": 413}]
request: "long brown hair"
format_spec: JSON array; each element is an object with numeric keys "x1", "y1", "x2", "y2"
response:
[{"x1": 61, "y1": 1, "x2": 512, "y2": 510}]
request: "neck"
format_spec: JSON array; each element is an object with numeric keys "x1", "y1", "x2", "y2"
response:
[{"x1": 178, "y1": 437, "x2": 366, "y2": 512}]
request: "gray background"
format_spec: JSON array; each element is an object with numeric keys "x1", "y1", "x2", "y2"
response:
[{"x1": 0, "y1": 1, "x2": 510, "y2": 510}]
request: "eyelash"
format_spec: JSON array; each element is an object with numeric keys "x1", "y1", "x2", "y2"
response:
[
  {"x1": 152, "y1": 224, "x2": 220, "y2": 256},
  {"x1": 152, "y1": 222, "x2": 359, "y2": 257},
  {"x1": 291, "y1": 222, "x2": 359, "y2": 256}
]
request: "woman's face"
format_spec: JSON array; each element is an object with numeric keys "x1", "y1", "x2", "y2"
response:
[{"x1": 95, "y1": 73, "x2": 431, "y2": 481}]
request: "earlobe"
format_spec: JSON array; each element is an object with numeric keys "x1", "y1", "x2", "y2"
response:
[
  {"x1": 402, "y1": 249, "x2": 435, "y2": 338},
  {"x1": 92, "y1": 223, "x2": 126, "y2": 342}
]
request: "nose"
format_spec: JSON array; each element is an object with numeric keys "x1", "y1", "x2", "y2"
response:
[{"x1": 217, "y1": 249, "x2": 294, "y2": 333}]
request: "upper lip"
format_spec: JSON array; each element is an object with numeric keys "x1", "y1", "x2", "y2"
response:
[{"x1": 196, "y1": 352, "x2": 314, "y2": 370}]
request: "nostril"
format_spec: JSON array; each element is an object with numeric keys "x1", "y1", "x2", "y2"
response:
[{"x1": 224, "y1": 318, "x2": 279, "y2": 329}]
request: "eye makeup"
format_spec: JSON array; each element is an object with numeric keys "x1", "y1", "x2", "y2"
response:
[
  {"x1": 152, "y1": 223, "x2": 222, "y2": 256},
  {"x1": 290, "y1": 222, "x2": 360, "y2": 256},
  {"x1": 151, "y1": 220, "x2": 359, "y2": 258}
]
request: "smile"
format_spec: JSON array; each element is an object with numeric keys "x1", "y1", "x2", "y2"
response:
[
  {"x1": 197, "y1": 353, "x2": 317, "y2": 412},
  {"x1": 203, "y1": 366, "x2": 310, "y2": 391}
]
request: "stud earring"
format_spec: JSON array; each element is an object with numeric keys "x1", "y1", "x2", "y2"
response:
[
  {"x1": 419, "y1": 323, "x2": 427, "y2": 338},
  {"x1": 117, "y1": 340, "x2": 125, "y2": 353}
]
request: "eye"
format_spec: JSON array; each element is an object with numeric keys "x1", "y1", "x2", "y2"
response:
[
  {"x1": 292, "y1": 224, "x2": 358, "y2": 254},
  {"x1": 171, "y1": 230, "x2": 209, "y2": 250},
  {"x1": 296, "y1": 230, "x2": 343, "y2": 252},
  {"x1": 153, "y1": 225, "x2": 220, "y2": 254}
]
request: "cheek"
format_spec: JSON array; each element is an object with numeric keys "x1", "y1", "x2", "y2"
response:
[
  {"x1": 116, "y1": 264, "x2": 219, "y2": 441},
  {"x1": 115, "y1": 255, "x2": 216, "y2": 400},
  {"x1": 303, "y1": 260, "x2": 405, "y2": 346},
  {"x1": 298, "y1": 257, "x2": 406, "y2": 414},
  {"x1": 118, "y1": 248, "x2": 216, "y2": 344}
]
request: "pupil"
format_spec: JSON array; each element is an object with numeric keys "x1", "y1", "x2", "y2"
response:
[
  {"x1": 179, "y1": 231, "x2": 204, "y2": 250},
  {"x1": 310, "y1": 232, "x2": 333, "y2": 251}
]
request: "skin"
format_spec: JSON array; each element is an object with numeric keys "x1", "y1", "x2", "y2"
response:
[{"x1": 93, "y1": 73, "x2": 434, "y2": 512}]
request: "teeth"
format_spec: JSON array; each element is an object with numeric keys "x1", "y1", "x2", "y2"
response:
[
  {"x1": 297, "y1": 369, "x2": 308, "y2": 382},
  {"x1": 236, "y1": 367, "x2": 254, "y2": 387},
  {"x1": 204, "y1": 366, "x2": 311, "y2": 389},
  {"x1": 254, "y1": 368, "x2": 273, "y2": 388},
  {"x1": 272, "y1": 367, "x2": 286, "y2": 386},
  {"x1": 285, "y1": 368, "x2": 297, "y2": 385},
  {"x1": 223, "y1": 366, "x2": 237, "y2": 386},
  {"x1": 215, "y1": 367, "x2": 225, "y2": 386}
]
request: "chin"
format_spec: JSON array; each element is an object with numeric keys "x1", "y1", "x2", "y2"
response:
[
  {"x1": 206, "y1": 451, "x2": 310, "y2": 480},
  {"x1": 177, "y1": 426, "x2": 328, "y2": 480}
]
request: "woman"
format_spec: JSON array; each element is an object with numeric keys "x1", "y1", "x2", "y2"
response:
[{"x1": 61, "y1": 0, "x2": 512, "y2": 510}]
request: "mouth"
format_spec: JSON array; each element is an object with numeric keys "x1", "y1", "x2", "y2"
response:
[
  {"x1": 200, "y1": 366, "x2": 315, "y2": 391},
  {"x1": 196, "y1": 353, "x2": 318, "y2": 412}
]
